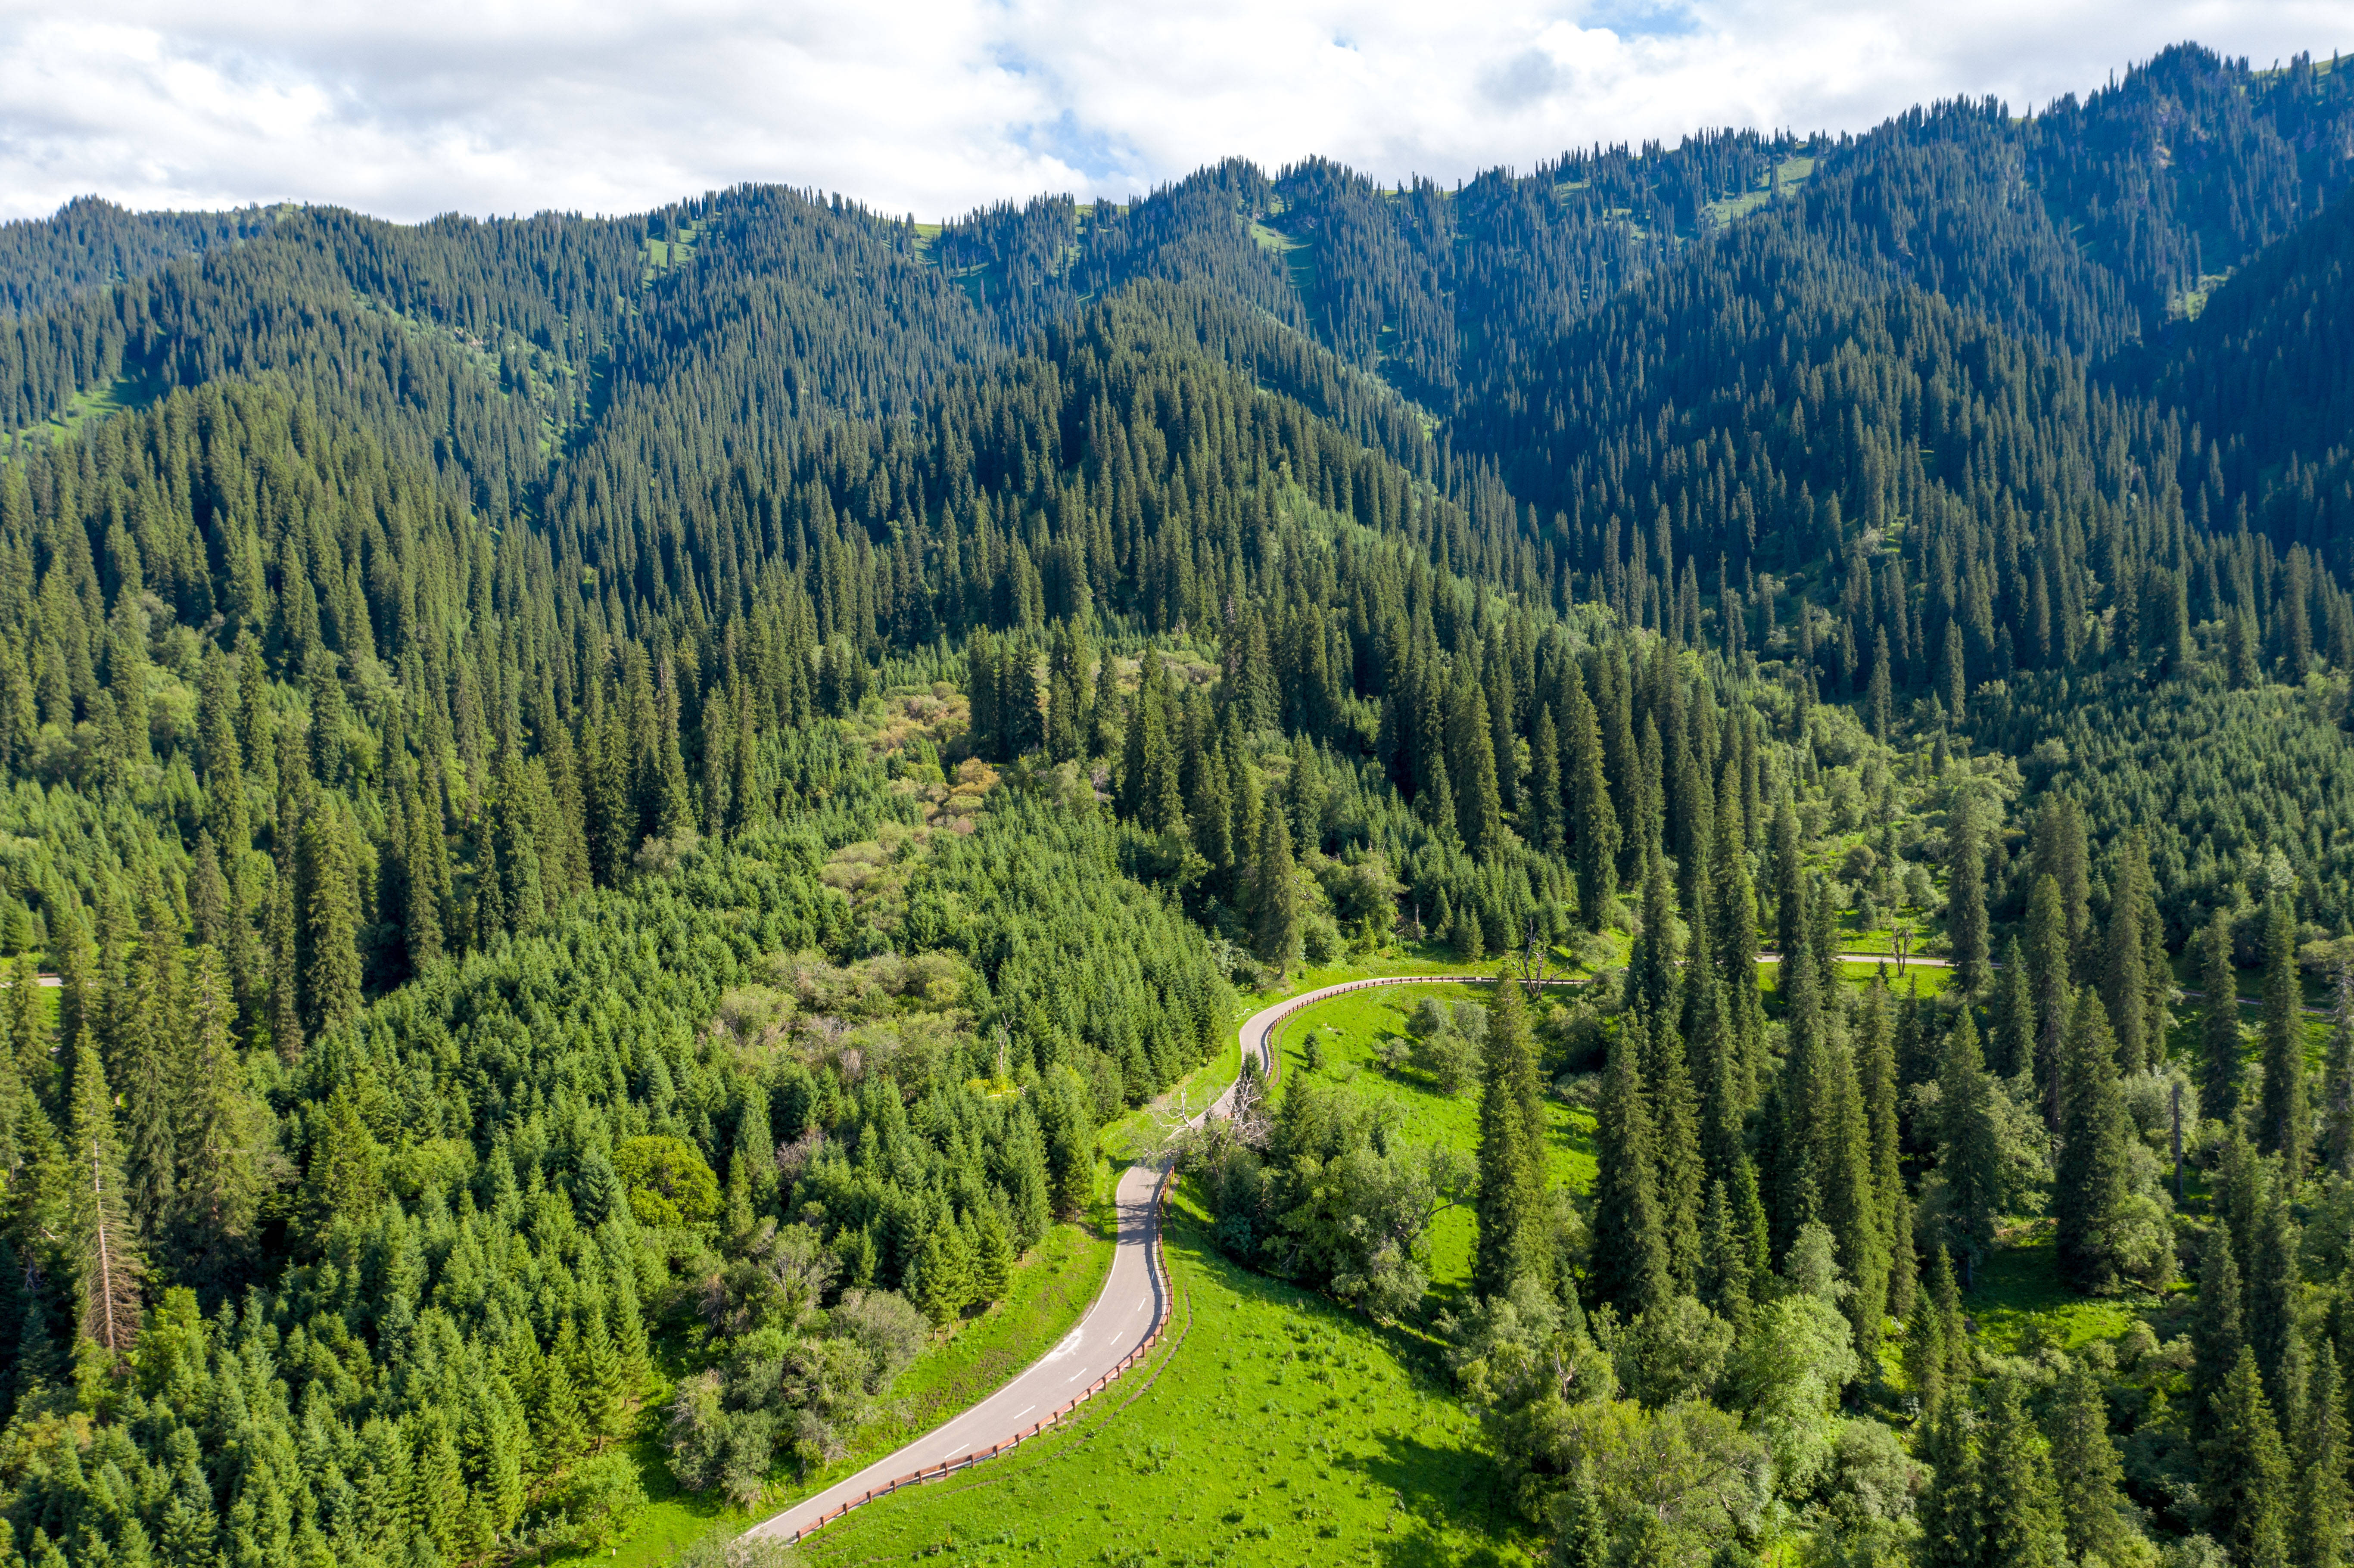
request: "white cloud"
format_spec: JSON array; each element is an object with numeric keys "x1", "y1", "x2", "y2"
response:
[{"x1": 0, "y1": 0, "x2": 2340, "y2": 224}]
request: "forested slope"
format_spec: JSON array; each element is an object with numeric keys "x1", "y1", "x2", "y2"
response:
[{"x1": 0, "y1": 35, "x2": 2353, "y2": 1568}]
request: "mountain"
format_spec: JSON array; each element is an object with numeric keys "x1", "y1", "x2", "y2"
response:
[{"x1": 0, "y1": 37, "x2": 2351, "y2": 1568}]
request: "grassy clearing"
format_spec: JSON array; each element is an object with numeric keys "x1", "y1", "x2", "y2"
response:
[
  {"x1": 795, "y1": 1192, "x2": 1538, "y2": 1568},
  {"x1": 1273, "y1": 983, "x2": 1597, "y2": 1295},
  {"x1": 1962, "y1": 1220, "x2": 2183, "y2": 1356}
]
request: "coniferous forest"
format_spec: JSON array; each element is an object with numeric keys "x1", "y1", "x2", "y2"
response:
[{"x1": 1, "y1": 37, "x2": 2354, "y2": 1568}]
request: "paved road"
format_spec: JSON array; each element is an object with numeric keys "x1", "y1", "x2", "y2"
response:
[
  {"x1": 744, "y1": 947, "x2": 2276, "y2": 1544},
  {"x1": 744, "y1": 973, "x2": 1506, "y2": 1544}
]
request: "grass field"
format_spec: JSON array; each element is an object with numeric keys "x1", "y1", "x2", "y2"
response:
[
  {"x1": 1270, "y1": 982, "x2": 1597, "y2": 1297},
  {"x1": 794, "y1": 1193, "x2": 1538, "y2": 1568}
]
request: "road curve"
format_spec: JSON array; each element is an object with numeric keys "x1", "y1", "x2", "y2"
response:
[
  {"x1": 745, "y1": 971, "x2": 1526, "y2": 1544},
  {"x1": 740, "y1": 954, "x2": 1995, "y2": 1544}
]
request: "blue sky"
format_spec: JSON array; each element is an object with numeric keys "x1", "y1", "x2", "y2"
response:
[{"x1": 0, "y1": 0, "x2": 2342, "y2": 224}]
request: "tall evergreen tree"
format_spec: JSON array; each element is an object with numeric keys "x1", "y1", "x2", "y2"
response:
[
  {"x1": 1473, "y1": 980, "x2": 1548, "y2": 1296},
  {"x1": 1591, "y1": 1020, "x2": 1669, "y2": 1319},
  {"x1": 2202, "y1": 909, "x2": 2245, "y2": 1119},
  {"x1": 2293, "y1": 1341, "x2": 2349, "y2": 1568},
  {"x1": 1980, "y1": 1375, "x2": 2070, "y2": 1568},
  {"x1": 1247, "y1": 793, "x2": 1302, "y2": 977},
  {"x1": 2047, "y1": 1362, "x2": 2137, "y2": 1568},
  {"x1": 2203, "y1": 1346, "x2": 2292, "y2": 1568},
  {"x1": 1934, "y1": 1004, "x2": 2001, "y2": 1288},
  {"x1": 172, "y1": 947, "x2": 262, "y2": 1288},
  {"x1": 2192, "y1": 1229, "x2": 2247, "y2": 1444},
  {"x1": 65, "y1": 1020, "x2": 142, "y2": 1359},
  {"x1": 2101, "y1": 828, "x2": 2161, "y2": 1072},
  {"x1": 2259, "y1": 893, "x2": 2309, "y2": 1181},
  {"x1": 1562, "y1": 662, "x2": 1618, "y2": 919},
  {"x1": 2055, "y1": 990, "x2": 2136, "y2": 1293},
  {"x1": 1946, "y1": 791, "x2": 1990, "y2": 996}
]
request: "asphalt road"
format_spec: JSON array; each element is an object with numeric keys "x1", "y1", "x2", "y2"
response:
[
  {"x1": 738, "y1": 946, "x2": 2259, "y2": 1545},
  {"x1": 744, "y1": 974, "x2": 1445, "y2": 1544}
]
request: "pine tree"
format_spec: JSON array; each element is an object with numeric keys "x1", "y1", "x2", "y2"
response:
[
  {"x1": 2202, "y1": 909, "x2": 2245, "y2": 1120},
  {"x1": 2055, "y1": 990, "x2": 2135, "y2": 1293},
  {"x1": 1946, "y1": 792, "x2": 1990, "y2": 996},
  {"x1": 1915, "y1": 1382, "x2": 1983, "y2": 1568},
  {"x1": 1591, "y1": 1020, "x2": 1669, "y2": 1319},
  {"x1": 2294, "y1": 1341, "x2": 2349, "y2": 1568},
  {"x1": 1564, "y1": 665, "x2": 1618, "y2": 919},
  {"x1": 2204, "y1": 1347, "x2": 2293, "y2": 1567},
  {"x1": 1247, "y1": 800, "x2": 1302, "y2": 977},
  {"x1": 1473, "y1": 980, "x2": 1548, "y2": 1296},
  {"x1": 2260, "y1": 893, "x2": 2309, "y2": 1180},
  {"x1": 65, "y1": 1020, "x2": 142, "y2": 1358},
  {"x1": 2047, "y1": 1362, "x2": 2136, "y2": 1568},
  {"x1": 2101, "y1": 828, "x2": 2160, "y2": 1072},
  {"x1": 2248, "y1": 1184, "x2": 2299, "y2": 1411},
  {"x1": 1528, "y1": 704, "x2": 1562, "y2": 855},
  {"x1": 2191, "y1": 1229, "x2": 2247, "y2": 1444},
  {"x1": 172, "y1": 947, "x2": 261, "y2": 1287},
  {"x1": 1980, "y1": 1375, "x2": 2069, "y2": 1568},
  {"x1": 1934, "y1": 1005, "x2": 2001, "y2": 1288},
  {"x1": 2329, "y1": 961, "x2": 2354, "y2": 1181}
]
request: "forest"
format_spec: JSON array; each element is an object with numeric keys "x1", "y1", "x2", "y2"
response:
[{"x1": 0, "y1": 35, "x2": 2351, "y2": 1568}]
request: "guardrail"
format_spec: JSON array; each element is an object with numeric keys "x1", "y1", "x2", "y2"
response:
[
  {"x1": 784, "y1": 972, "x2": 1580, "y2": 1544},
  {"x1": 787, "y1": 1164, "x2": 1180, "y2": 1543}
]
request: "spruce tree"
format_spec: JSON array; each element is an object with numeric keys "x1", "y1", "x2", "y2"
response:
[
  {"x1": 1771, "y1": 789, "x2": 1805, "y2": 961},
  {"x1": 1247, "y1": 801, "x2": 1302, "y2": 978},
  {"x1": 2203, "y1": 1346, "x2": 2292, "y2": 1567},
  {"x1": 1915, "y1": 1381, "x2": 1982, "y2": 1568},
  {"x1": 2259, "y1": 893, "x2": 2309, "y2": 1180},
  {"x1": 1643, "y1": 1008, "x2": 1704, "y2": 1291},
  {"x1": 172, "y1": 948, "x2": 261, "y2": 1287},
  {"x1": 1980, "y1": 1375, "x2": 2069, "y2": 1568},
  {"x1": 2024, "y1": 872, "x2": 2072, "y2": 1116},
  {"x1": 65, "y1": 1020, "x2": 142, "y2": 1359},
  {"x1": 2191, "y1": 1229, "x2": 2247, "y2": 1444},
  {"x1": 1564, "y1": 663, "x2": 1619, "y2": 919},
  {"x1": 1591, "y1": 1020, "x2": 1669, "y2": 1319},
  {"x1": 2055, "y1": 990, "x2": 2135, "y2": 1293},
  {"x1": 1698, "y1": 1178, "x2": 1753, "y2": 1330},
  {"x1": 1990, "y1": 935, "x2": 2035, "y2": 1081},
  {"x1": 1528, "y1": 704, "x2": 1562, "y2": 855},
  {"x1": 2101, "y1": 829, "x2": 2161, "y2": 1072},
  {"x1": 1946, "y1": 791, "x2": 1990, "y2": 996},
  {"x1": 2046, "y1": 1364, "x2": 2135, "y2": 1568},
  {"x1": 1627, "y1": 851, "x2": 1680, "y2": 1025},
  {"x1": 1711, "y1": 756, "x2": 1766, "y2": 1102},
  {"x1": 2201, "y1": 909, "x2": 2244, "y2": 1120},
  {"x1": 2329, "y1": 962, "x2": 2354, "y2": 1180},
  {"x1": 2293, "y1": 1341, "x2": 2349, "y2": 1568},
  {"x1": 2247, "y1": 1184, "x2": 2299, "y2": 1412},
  {"x1": 1473, "y1": 980, "x2": 1548, "y2": 1297},
  {"x1": 1820, "y1": 1030, "x2": 1888, "y2": 1362},
  {"x1": 1934, "y1": 1004, "x2": 2001, "y2": 1287}
]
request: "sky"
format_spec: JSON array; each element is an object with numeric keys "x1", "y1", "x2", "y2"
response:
[{"x1": 0, "y1": 0, "x2": 2342, "y2": 226}]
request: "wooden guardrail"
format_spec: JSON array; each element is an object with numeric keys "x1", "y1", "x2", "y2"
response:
[
  {"x1": 786, "y1": 972, "x2": 1578, "y2": 1544},
  {"x1": 787, "y1": 1165, "x2": 1180, "y2": 1543}
]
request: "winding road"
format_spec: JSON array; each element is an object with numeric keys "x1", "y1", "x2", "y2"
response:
[
  {"x1": 744, "y1": 972, "x2": 1491, "y2": 1544},
  {"x1": 745, "y1": 944, "x2": 2248, "y2": 1545}
]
